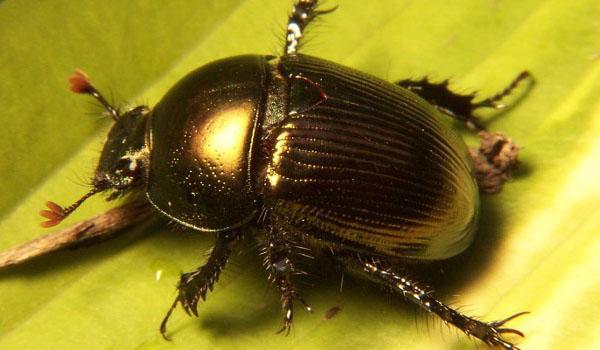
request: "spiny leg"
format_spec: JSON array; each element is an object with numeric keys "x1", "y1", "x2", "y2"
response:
[
  {"x1": 346, "y1": 255, "x2": 527, "y2": 349},
  {"x1": 473, "y1": 71, "x2": 532, "y2": 111},
  {"x1": 397, "y1": 71, "x2": 531, "y2": 131},
  {"x1": 160, "y1": 231, "x2": 239, "y2": 340},
  {"x1": 284, "y1": 0, "x2": 337, "y2": 55},
  {"x1": 399, "y1": 72, "x2": 531, "y2": 193},
  {"x1": 262, "y1": 217, "x2": 312, "y2": 334}
]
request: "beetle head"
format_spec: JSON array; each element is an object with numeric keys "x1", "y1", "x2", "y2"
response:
[
  {"x1": 94, "y1": 105, "x2": 149, "y2": 195},
  {"x1": 39, "y1": 70, "x2": 149, "y2": 228}
]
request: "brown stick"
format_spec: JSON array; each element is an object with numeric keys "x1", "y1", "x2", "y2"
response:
[{"x1": 0, "y1": 199, "x2": 154, "y2": 270}]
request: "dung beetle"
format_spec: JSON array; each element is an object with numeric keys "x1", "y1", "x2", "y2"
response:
[{"x1": 7, "y1": 1, "x2": 534, "y2": 348}]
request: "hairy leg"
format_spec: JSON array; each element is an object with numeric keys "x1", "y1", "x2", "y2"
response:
[
  {"x1": 283, "y1": 0, "x2": 337, "y2": 55},
  {"x1": 160, "y1": 230, "x2": 239, "y2": 340},
  {"x1": 340, "y1": 254, "x2": 527, "y2": 349},
  {"x1": 397, "y1": 71, "x2": 531, "y2": 130},
  {"x1": 262, "y1": 215, "x2": 312, "y2": 334}
]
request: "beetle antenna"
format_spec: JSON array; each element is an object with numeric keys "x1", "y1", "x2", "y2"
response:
[
  {"x1": 68, "y1": 69, "x2": 120, "y2": 122},
  {"x1": 40, "y1": 186, "x2": 103, "y2": 228}
]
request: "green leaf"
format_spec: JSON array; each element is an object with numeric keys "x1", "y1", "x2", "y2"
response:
[{"x1": 0, "y1": 0, "x2": 598, "y2": 349}]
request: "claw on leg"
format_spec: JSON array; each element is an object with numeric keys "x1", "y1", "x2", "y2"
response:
[
  {"x1": 159, "y1": 273, "x2": 206, "y2": 341},
  {"x1": 483, "y1": 312, "x2": 529, "y2": 349},
  {"x1": 355, "y1": 255, "x2": 528, "y2": 349},
  {"x1": 160, "y1": 298, "x2": 179, "y2": 341},
  {"x1": 263, "y1": 214, "x2": 314, "y2": 335},
  {"x1": 474, "y1": 71, "x2": 532, "y2": 110},
  {"x1": 486, "y1": 311, "x2": 530, "y2": 343},
  {"x1": 159, "y1": 272, "x2": 207, "y2": 340},
  {"x1": 274, "y1": 289, "x2": 312, "y2": 336},
  {"x1": 158, "y1": 232, "x2": 236, "y2": 341},
  {"x1": 276, "y1": 303, "x2": 294, "y2": 335},
  {"x1": 284, "y1": 0, "x2": 337, "y2": 55}
]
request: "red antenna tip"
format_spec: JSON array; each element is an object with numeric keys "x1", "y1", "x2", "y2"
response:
[
  {"x1": 68, "y1": 69, "x2": 92, "y2": 94},
  {"x1": 40, "y1": 201, "x2": 66, "y2": 228}
]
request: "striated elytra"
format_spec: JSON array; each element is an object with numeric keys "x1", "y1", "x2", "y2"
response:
[{"x1": 12, "y1": 1, "x2": 533, "y2": 349}]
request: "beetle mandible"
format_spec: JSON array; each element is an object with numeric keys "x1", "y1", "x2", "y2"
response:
[{"x1": 21, "y1": 1, "x2": 533, "y2": 348}]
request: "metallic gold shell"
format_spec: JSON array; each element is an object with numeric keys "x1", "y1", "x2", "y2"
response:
[
  {"x1": 147, "y1": 56, "x2": 266, "y2": 231},
  {"x1": 264, "y1": 55, "x2": 478, "y2": 260}
]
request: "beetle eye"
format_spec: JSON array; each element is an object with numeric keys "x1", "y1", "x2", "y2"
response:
[
  {"x1": 115, "y1": 156, "x2": 140, "y2": 175},
  {"x1": 115, "y1": 157, "x2": 131, "y2": 169},
  {"x1": 104, "y1": 155, "x2": 143, "y2": 191}
]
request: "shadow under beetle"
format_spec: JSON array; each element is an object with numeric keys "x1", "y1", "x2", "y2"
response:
[{"x1": 22, "y1": 1, "x2": 534, "y2": 348}]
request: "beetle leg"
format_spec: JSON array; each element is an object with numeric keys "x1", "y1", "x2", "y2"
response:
[
  {"x1": 472, "y1": 71, "x2": 532, "y2": 111},
  {"x1": 262, "y1": 219, "x2": 312, "y2": 334},
  {"x1": 348, "y1": 255, "x2": 527, "y2": 349},
  {"x1": 160, "y1": 231, "x2": 239, "y2": 340},
  {"x1": 284, "y1": 0, "x2": 337, "y2": 55},
  {"x1": 397, "y1": 71, "x2": 532, "y2": 131}
]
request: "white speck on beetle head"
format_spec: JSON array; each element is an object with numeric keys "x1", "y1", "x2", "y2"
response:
[{"x1": 155, "y1": 269, "x2": 163, "y2": 281}]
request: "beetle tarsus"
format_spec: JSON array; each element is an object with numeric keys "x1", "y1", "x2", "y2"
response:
[
  {"x1": 397, "y1": 71, "x2": 533, "y2": 131},
  {"x1": 159, "y1": 298, "x2": 178, "y2": 341},
  {"x1": 276, "y1": 294, "x2": 294, "y2": 336},
  {"x1": 159, "y1": 231, "x2": 238, "y2": 340},
  {"x1": 351, "y1": 256, "x2": 527, "y2": 349},
  {"x1": 474, "y1": 71, "x2": 533, "y2": 110},
  {"x1": 284, "y1": 0, "x2": 337, "y2": 55},
  {"x1": 263, "y1": 216, "x2": 312, "y2": 334}
]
